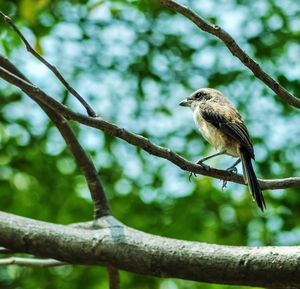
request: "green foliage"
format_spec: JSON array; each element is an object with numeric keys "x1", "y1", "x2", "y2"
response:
[{"x1": 1, "y1": 0, "x2": 300, "y2": 288}]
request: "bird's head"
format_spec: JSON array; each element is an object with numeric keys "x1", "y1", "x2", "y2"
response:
[{"x1": 179, "y1": 88, "x2": 223, "y2": 110}]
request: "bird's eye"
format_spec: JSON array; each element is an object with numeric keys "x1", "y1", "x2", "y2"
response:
[
  {"x1": 195, "y1": 92, "x2": 204, "y2": 99},
  {"x1": 194, "y1": 91, "x2": 211, "y2": 100}
]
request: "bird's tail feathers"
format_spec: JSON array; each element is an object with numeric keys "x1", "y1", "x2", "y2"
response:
[{"x1": 240, "y1": 148, "x2": 266, "y2": 211}]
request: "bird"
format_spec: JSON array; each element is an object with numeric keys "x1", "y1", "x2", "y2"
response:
[{"x1": 179, "y1": 88, "x2": 266, "y2": 211}]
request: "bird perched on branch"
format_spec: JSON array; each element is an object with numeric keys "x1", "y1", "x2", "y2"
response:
[{"x1": 179, "y1": 88, "x2": 266, "y2": 211}]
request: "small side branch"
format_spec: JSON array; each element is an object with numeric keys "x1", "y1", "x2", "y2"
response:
[
  {"x1": 0, "y1": 11, "x2": 97, "y2": 117},
  {"x1": 159, "y1": 0, "x2": 300, "y2": 109},
  {"x1": 0, "y1": 247, "x2": 13, "y2": 254},
  {"x1": 0, "y1": 257, "x2": 66, "y2": 267},
  {"x1": 107, "y1": 266, "x2": 120, "y2": 289}
]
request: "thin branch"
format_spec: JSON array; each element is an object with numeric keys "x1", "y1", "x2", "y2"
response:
[
  {"x1": 0, "y1": 247, "x2": 13, "y2": 254},
  {"x1": 0, "y1": 11, "x2": 97, "y2": 117},
  {"x1": 159, "y1": 0, "x2": 300, "y2": 109},
  {"x1": 0, "y1": 55, "x2": 111, "y2": 218},
  {"x1": 0, "y1": 257, "x2": 66, "y2": 267},
  {"x1": 107, "y1": 266, "x2": 120, "y2": 289},
  {"x1": 0, "y1": 211, "x2": 300, "y2": 288},
  {"x1": 0, "y1": 60, "x2": 299, "y2": 191},
  {"x1": 42, "y1": 105, "x2": 112, "y2": 218}
]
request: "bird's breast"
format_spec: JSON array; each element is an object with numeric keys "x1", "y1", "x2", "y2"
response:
[
  {"x1": 193, "y1": 109, "x2": 239, "y2": 156},
  {"x1": 193, "y1": 111, "x2": 223, "y2": 148}
]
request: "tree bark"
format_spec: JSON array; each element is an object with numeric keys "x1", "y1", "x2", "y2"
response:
[{"x1": 0, "y1": 211, "x2": 299, "y2": 288}]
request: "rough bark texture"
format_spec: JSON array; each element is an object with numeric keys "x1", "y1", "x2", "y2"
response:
[{"x1": 0, "y1": 211, "x2": 299, "y2": 288}]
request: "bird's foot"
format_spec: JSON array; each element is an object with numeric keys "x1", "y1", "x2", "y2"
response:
[
  {"x1": 188, "y1": 160, "x2": 210, "y2": 182},
  {"x1": 188, "y1": 172, "x2": 197, "y2": 182},
  {"x1": 222, "y1": 160, "x2": 240, "y2": 189},
  {"x1": 196, "y1": 160, "x2": 210, "y2": 171},
  {"x1": 226, "y1": 158, "x2": 240, "y2": 175},
  {"x1": 226, "y1": 165, "x2": 238, "y2": 175},
  {"x1": 222, "y1": 166, "x2": 237, "y2": 188},
  {"x1": 221, "y1": 179, "x2": 228, "y2": 190}
]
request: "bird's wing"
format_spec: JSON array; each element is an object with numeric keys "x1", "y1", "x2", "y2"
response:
[{"x1": 201, "y1": 104, "x2": 254, "y2": 158}]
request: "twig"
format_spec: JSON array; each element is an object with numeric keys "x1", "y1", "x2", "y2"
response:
[
  {"x1": 159, "y1": 0, "x2": 300, "y2": 109},
  {"x1": 0, "y1": 11, "x2": 97, "y2": 117},
  {"x1": 0, "y1": 59, "x2": 299, "y2": 191},
  {"x1": 0, "y1": 257, "x2": 66, "y2": 267},
  {"x1": 107, "y1": 266, "x2": 120, "y2": 289},
  {"x1": 0, "y1": 247, "x2": 13, "y2": 254},
  {"x1": 0, "y1": 55, "x2": 111, "y2": 218}
]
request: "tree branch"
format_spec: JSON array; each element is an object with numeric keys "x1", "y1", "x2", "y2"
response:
[
  {"x1": 0, "y1": 257, "x2": 66, "y2": 267},
  {"x1": 159, "y1": 0, "x2": 300, "y2": 109},
  {"x1": 107, "y1": 266, "x2": 120, "y2": 289},
  {"x1": 0, "y1": 247, "x2": 13, "y2": 254},
  {"x1": 0, "y1": 61, "x2": 299, "y2": 191},
  {"x1": 0, "y1": 11, "x2": 97, "y2": 117},
  {"x1": 0, "y1": 55, "x2": 111, "y2": 218},
  {"x1": 42, "y1": 105, "x2": 116, "y2": 282},
  {"x1": 42, "y1": 105, "x2": 112, "y2": 218},
  {"x1": 0, "y1": 211, "x2": 299, "y2": 288}
]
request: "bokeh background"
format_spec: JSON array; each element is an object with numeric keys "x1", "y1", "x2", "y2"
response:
[{"x1": 0, "y1": 0, "x2": 300, "y2": 288}]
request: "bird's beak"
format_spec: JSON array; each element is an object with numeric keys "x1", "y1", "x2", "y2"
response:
[{"x1": 179, "y1": 99, "x2": 191, "y2": 107}]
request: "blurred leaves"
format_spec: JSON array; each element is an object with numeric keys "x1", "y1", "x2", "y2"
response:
[
  {"x1": 19, "y1": 0, "x2": 50, "y2": 25},
  {"x1": 1, "y1": 0, "x2": 300, "y2": 288}
]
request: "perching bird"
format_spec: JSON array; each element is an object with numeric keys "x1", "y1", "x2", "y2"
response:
[{"x1": 179, "y1": 88, "x2": 266, "y2": 211}]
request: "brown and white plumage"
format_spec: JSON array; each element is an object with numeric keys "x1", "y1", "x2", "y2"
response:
[{"x1": 180, "y1": 88, "x2": 266, "y2": 211}]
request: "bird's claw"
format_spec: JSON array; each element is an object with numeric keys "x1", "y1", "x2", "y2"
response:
[
  {"x1": 222, "y1": 166, "x2": 237, "y2": 189},
  {"x1": 226, "y1": 158, "x2": 241, "y2": 175},
  {"x1": 222, "y1": 163, "x2": 239, "y2": 189},
  {"x1": 226, "y1": 166, "x2": 238, "y2": 175},
  {"x1": 188, "y1": 160, "x2": 211, "y2": 181},
  {"x1": 196, "y1": 160, "x2": 210, "y2": 171},
  {"x1": 188, "y1": 172, "x2": 197, "y2": 182},
  {"x1": 222, "y1": 179, "x2": 228, "y2": 190}
]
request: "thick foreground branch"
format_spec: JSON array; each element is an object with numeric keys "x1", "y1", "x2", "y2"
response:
[{"x1": 0, "y1": 211, "x2": 299, "y2": 288}]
